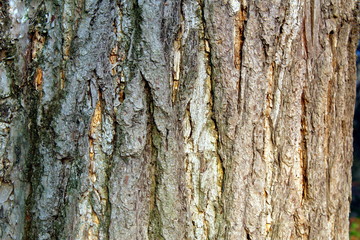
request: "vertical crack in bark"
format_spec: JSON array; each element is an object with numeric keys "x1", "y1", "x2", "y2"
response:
[
  {"x1": 300, "y1": 8, "x2": 311, "y2": 209},
  {"x1": 300, "y1": 89, "x2": 308, "y2": 201},
  {"x1": 302, "y1": 15, "x2": 309, "y2": 60},
  {"x1": 142, "y1": 71, "x2": 163, "y2": 239},
  {"x1": 246, "y1": 229, "x2": 251, "y2": 240},
  {"x1": 183, "y1": 101, "x2": 195, "y2": 236},
  {"x1": 310, "y1": 0, "x2": 314, "y2": 43},
  {"x1": 234, "y1": 4, "x2": 247, "y2": 70}
]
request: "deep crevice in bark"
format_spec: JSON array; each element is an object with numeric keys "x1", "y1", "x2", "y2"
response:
[{"x1": 300, "y1": 89, "x2": 309, "y2": 201}]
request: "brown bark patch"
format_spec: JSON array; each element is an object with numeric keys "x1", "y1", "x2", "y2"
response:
[{"x1": 34, "y1": 68, "x2": 43, "y2": 90}]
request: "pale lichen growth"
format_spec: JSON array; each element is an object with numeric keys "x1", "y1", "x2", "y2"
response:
[
  {"x1": 229, "y1": 0, "x2": 241, "y2": 15},
  {"x1": 0, "y1": 63, "x2": 11, "y2": 98},
  {"x1": 8, "y1": 1, "x2": 28, "y2": 39}
]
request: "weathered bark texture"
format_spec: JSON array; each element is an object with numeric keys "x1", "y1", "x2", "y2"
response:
[{"x1": 0, "y1": 0, "x2": 358, "y2": 239}]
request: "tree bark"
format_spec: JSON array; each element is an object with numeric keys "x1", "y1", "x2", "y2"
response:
[{"x1": 0, "y1": 0, "x2": 358, "y2": 239}]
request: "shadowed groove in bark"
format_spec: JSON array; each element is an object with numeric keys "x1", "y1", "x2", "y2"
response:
[
  {"x1": 300, "y1": 89, "x2": 309, "y2": 201},
  {"x1": 144, "y1": 74, "x2": 164, "y2": 240}
]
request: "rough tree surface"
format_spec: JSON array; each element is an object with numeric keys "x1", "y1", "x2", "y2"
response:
[{"x1": 0, "y1": 0, "x2": 358, "y2": 239}]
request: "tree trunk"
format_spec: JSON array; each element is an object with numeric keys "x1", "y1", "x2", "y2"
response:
[{"x1": 0, "y1": 0, "x2": 358, "y2": 239}]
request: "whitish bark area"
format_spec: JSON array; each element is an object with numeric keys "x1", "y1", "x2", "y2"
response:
[{"x1": 0, "y1": 0, "x2": 358, "y2": 240}]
